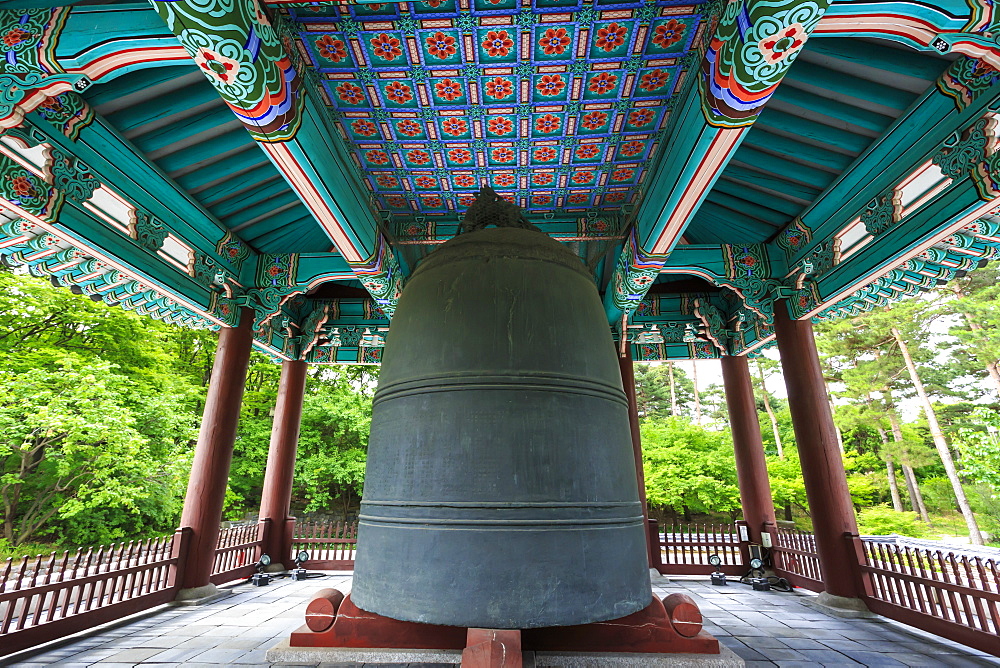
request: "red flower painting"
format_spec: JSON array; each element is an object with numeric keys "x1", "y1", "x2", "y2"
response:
[
  {"x1": 482, "y1": 30, "x2": 514, "y2": 58},
  {"x1": 396, "y1": 119, "x2": 423, "y2": 137},
  {"x1": 639, "y1": 69, "x2": 669, "y2": 92},
  {"x1": 448, "y1": 148, "x2": 473, "y2": 163},
  {"x1": 575, "y1": 145, "x2": 601, "y2": 159},
  {"x1": 488, "y1": 117, "x2": 514, "y2": 135},
  {"x1": 494, "y1": 174, "x2": 515, "y2": 186},
  {"x1": 351, "y1": 120, "x2": 378, "y2": 136},
  {"x1": 441, "y1": 117, "x2": 468, "y2": 136},
  {"x1": 407, "y1": 149, "x2": 431, "y2": 164},
  {"x1": 483, "y1": 77, "x2": 513, "y2": 99},
  {"x1": 588, "y1": 72, "x2": 618, "y2": 95},
  {"x1": 491, "y1": 148, "x2": 516, "y2": 163},
  {"x1": 533, "y1": 147, "x2": 557, "y2": 162},
  {"x1": 365, "y1": 150, "x2": 390, "y2": 165},
  {"x1": 536, "y1": 74, "x2": 566, "y2": 96},
  {"x1": 595, "y1": 23, "x2": 627, "y2": 52},
  {"x1": 435, "y1": 78, "x2": 463, "y2": 101},
  {"x1": 336, "y1": 82, "x2": 365, "y2": 105},
  {"x1": 533, "y1": 173, "x2": 554, "y2": 185},
  {"x1": 316, "y1": 35, "x2": 348, "y2": 62},
  {"x1": 652, "y1": 20, "x2": 686, "y2": 49},
  {"x1": 539, "y1": 27, "x2": 571, "y2": 56},
  {"x1": 426, "y1": 31, "x2": 457, "y2": 59},
  {"x1": 619, "y1": 141, "x2": 644, "y2": 157},
  {"x1": 628, "y1": 109, "x2": 654, "y2": 126},
  {"x1": 571, "y1": 171, "x2": 594, "y2": 184},
  {"x1": 580, "y1": 111, "x2": 608, "y2": 130},
  {"x1": 370, "y1": 33, "x2": 403, "y2": 61},
  {"x1": 385, "y1": 81, "x2": 414, "y2": 104},
  {"x1": 534, "y1": 114, "x2": 561, "y2": 133}
]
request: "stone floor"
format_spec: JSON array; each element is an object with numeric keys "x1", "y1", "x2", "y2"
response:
[{"x1": 3, "y1": 572, "x2": 999, "y2": 667}]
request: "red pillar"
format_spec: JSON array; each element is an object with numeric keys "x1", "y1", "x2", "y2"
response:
[
  {"x1": 773, "y1": 302, "x2": 862, "y2": 600},
  {"x1": 177, "y1": 308, "x2": 254, "y2": 595},
  {"x1": 259, "y1": 359, "x2": 309, "y2": 568},
  {"x1": 721, "y1": 355, "x2": 776, "y2": 546},
  {"x1": 618, "y1": 346, "x2": 652, "y2": 566}
]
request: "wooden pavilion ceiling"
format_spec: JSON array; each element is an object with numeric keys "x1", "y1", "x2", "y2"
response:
[
  {"x1": 85, "y1": 65, "x2": 330, "y2": 254},
  {"x1": 3, "y1": 0, "x2": 1000, "y2": 363},
  {"x1": 685, "y1": 37, "x2": 954, "y2": 244},
  {"x1": 281, "y1": 0, "x2": 710, "y2": 229}
]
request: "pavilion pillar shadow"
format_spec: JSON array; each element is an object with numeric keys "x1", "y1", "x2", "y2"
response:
[
  {"x1": 721, "y1": 355, "x2": 776, "y2": 561},
  {"x1": 618, "y1": 345, "x2": 653, "y2": 568},
  {"x1": 258, "y1": 359, "x2": 309, "y2": 570},
  {"x1": 773, "y1": 301, "x2": 868, "y2": 611},
  {"x1": 175, "y1": 307, "x2": 255, "y2": 603}
]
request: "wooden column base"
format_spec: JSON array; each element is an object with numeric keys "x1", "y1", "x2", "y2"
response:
[{"x1": 290, "y1": 592, "x2": 720, "y2": 655}]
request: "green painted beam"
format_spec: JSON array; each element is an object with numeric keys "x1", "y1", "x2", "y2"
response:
[
  {"x1": 24, "y1": 114, "x2": 244, "y2": 271},
  {"x1": 753, "y1": 107, "x2": 873, "y2": 155},
  {"x1": 721, "y1": 164, "x2": 823, "y2": 203},
  {"x1": 710, "y1": 178, "x2": 804, "y2": 217},
  {"x1": 176, "y1": 146, "x2": 269, "y2": 193},
  {"x1": 104, "y1": 83, "x2": 223, "y2": 135},
  {"x1": 769, "y1": 85, "x2": 896, "y2": 135},
  {"x1": 155, "y1": 128, "x2": 254, "y2": 175},
  {"x1": 197, "y1": 169, "x2": 282, "y2": 208},
  {"x1": 782, "y1": 61, "x2": 918, "y2": 113},
  {"x1": 742, "y1": 129, "x2": 855, "y2": 173},
  {"x1": 131, "y1": 106, "x2": 240, "y2": 156},
  {"x1": 704, "y1": 191, "x2": 787, "y2": 228},
  {"x1": 208, "y1": 180, "x2": 293, "y2": 219},
  {"x1": 804, "y1": 38, "x2": 949, "y2": 82},
  {"x1": 730, "y1": 146, "x2": 837, "y2": 191}
]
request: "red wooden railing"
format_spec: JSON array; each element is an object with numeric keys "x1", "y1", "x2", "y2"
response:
[
  {"x1": 291, "y1": 519, "x2": 357, "y2": 569},
  {"x1": 209, "y1": 522, "x2": 264, "y2": 585},
  {"x1": 852, "y1": 535, "x2": 1000, "y2": 656},
  {"x1": 771, "y1": 526, "x2": 823, "y2": 592},
  {"x1": 649, "y1": 521, "x2": 744, "y2": 575},
  {"x1": 0, "y1": 528, "x2": 190, "y2": 658}
]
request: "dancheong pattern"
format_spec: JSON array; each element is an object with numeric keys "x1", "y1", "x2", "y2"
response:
[{"x1": 281, "y1": 0, "x2": 712, "y2": 217}]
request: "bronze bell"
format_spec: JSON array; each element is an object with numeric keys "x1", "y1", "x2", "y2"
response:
[{"x1": 351, "y1": 226, "x2": 650, "y2": 629}]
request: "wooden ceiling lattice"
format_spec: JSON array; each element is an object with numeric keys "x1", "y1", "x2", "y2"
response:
[{"x1": 285, "y1": 0, "x2": 711, "y2": 221}]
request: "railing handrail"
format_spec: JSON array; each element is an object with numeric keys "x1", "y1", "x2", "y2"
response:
[{"x1": 860, "y1": 534, "x2": 1000, "y2": 560}]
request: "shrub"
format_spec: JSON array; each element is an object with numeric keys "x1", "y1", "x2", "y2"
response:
[{"x1": 857, "y1": 505, "x2": 931, "y2": 538}]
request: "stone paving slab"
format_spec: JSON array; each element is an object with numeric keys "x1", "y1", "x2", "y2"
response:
[{"x1": 4, "y1": 574, "x2": 1000, "y2": 667}]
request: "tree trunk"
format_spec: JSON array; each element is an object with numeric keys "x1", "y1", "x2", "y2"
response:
[
  {"x1": 890, "y1": 325, "x2": 982, "y2": 544},
  {"x1": 903, "y1": 464, "x2": 931, "y2": 523},
  {"x1": 755, "y1": 360, "x2": 783, "y2": 459},
  {"x1": 667, "y1": 361, "x2": 678, "y2": 416},
  {"x1": 784, "y1": 504, "x2": 793, "y2": 522},
  {"x1": 887, "y1": 410, "x2": 932, "y2": 522},
  {"x1": 682, "y1": 505, "x2": 692, "y2": 522},
  {"x1": 877, "y1": 426, "x2": 904, "y2": 512},
  {"x1": 692, "y1": 361, "x2": 701, "y2": 424}
]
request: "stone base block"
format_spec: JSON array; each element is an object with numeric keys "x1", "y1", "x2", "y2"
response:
[
  {"x1": 808, "y1": 592, "x2": 876, "y2": 619},
  {"x1": 172, "y1": 584, "x2": 232, "y2": 606},
  {"x1": 264, "y1": 642, "x2": 744, "y2": 667}
]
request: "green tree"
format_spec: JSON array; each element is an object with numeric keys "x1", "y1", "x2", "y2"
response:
[
  {"x1": 0, "y1": 361, "x2": 165, "y2": 545},
  {"x1": 641, "y1": 417, "x2": 740, "y2": 521}
]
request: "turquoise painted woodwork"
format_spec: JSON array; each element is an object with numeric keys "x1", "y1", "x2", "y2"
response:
[{"x1": 2, "y1": 0, "x2": 1000, "y2": 360}]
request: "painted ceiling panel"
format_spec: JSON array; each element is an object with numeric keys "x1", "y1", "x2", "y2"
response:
[{"x1": 280, "y1": 0, "x2": 711, "y2": 227}]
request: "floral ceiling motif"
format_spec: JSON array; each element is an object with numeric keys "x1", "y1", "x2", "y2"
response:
[{"x1": 282, "y1": 0, "x2": 711, "y2": 221}]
